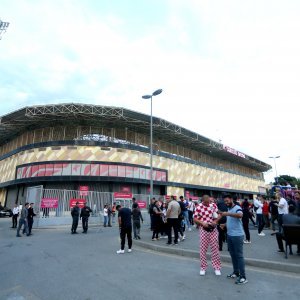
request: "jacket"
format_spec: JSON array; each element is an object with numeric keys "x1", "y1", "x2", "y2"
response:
[
  {"x1": 71, "y1": 206, "x2": 80, "y2": 218},
  {"x1": 80, "y1": 206, "x2": 92, "y2": 218}
]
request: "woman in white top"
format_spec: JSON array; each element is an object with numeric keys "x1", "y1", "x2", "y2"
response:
[{"x1": 103, "y1": 205, "x2": 108, "y2": 227}]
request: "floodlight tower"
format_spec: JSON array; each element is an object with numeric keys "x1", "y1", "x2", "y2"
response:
[{"x1": 0, "y1": 19, "x2": 10, "y2": 40}]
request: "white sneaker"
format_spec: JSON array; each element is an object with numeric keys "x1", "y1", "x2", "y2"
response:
[
  {"x1": 116, "y1": 249, "x2": 125, "y2": 254},
  {"x1": 258, "y1": 232, "x2": 265, "y2": 236},
  {"x1": 182, "y1": 235, "x2": 186, "y2": 240},
  {"x1": 199, "y1": 269, "x2": 206, "y2": 276},
  {"x1": 215, "y1": 270, "x2": 221, "y2": 276},
  {"x1": 128, "y1": 249, "x2": 132, "y2": 253}
]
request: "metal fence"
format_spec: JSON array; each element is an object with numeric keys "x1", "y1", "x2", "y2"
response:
[{"x1": 32, "y1": 187, "x2": 163, "y2": 218}]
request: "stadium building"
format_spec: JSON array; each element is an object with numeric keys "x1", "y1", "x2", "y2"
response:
[{"x1": 0, "y1": 103, "x2": 271, "y2": 208}]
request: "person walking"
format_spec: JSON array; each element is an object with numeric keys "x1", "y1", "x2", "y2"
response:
[
  {"x1": 262, "y1": 197, "x2": 270, "y2": 229},
  {"x1": 188, "y1": 198, "x2": 195, "y2": 226},
  {"x1": 71, "y1": 202, "x2": 80, "y2": 234},
  {"x1": 254, "y1": 195, "x2": 265, "y2": 236},
  {"x1": 16, "y1": 203, "x2": 30, "y2": 237},
  {"x1": 107, "y1": 204, "x2": 113, "y2": 227},
  {"x1": 166, "y1": 196, "x2": 181, "y2": 245},
  {"x1": 132, "y1": 203, "x2": 143, "y2": 239},
  {"x1": 27, "y1": 203, "x2": 36, "y2": 235},
  {"x1": 221, "y1": 194, "x2": 248, "y2": 285},
  {"x1": 193, "y1": 195, "x2": 221, "y2": 276},
  {"x1": 241, "y1": 199, "x2": 251, "y2": 244},
  {"x1": 80, "y1": 203, "x2": 92, "y2": 233},
  {"x1": 116, "y1": 204, "x2": 132, "y2": 254},
  {"x1": 179, "y1": 196, "x2": 191, "y2": 231},
  {"x1": 11, "y1": 203, "x2": 19, "y2": 229},
  {"x1": 275, "y1": 193, "x2": 288, "y2": 234}
]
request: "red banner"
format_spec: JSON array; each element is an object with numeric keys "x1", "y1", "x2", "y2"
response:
[
  {"x1": 113, "y1": 192, "x2": 133, "y2": 199},
  {"x1": 136, "y1": 200, "x2": 147, "y2": 209},
  {"x1": 69, "y1": 199, "x2": 86, "y2": 208},
  {"x1": 79, "y1": 186, "x2": 89, "y2": 196},
  {"x1": 41, "y1": 198, "x2": 59, "y2": 208}
]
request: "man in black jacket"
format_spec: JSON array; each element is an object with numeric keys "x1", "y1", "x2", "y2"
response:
[
  {"x1": 71, "y1": 202, "x2": 80, "y2": 234},
  {"x1": 27, "y1": 203, "x2": 36, "y2": 235},
  {"x1": 276, "y1": 206, "x2": 300, "y2": 254},
  {"x1": 80, "y1": 203, "x2": 92, "y2": 233}
]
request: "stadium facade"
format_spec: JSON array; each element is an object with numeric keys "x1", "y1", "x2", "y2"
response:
[{"x1": 0, "y1": 103, "x2": 271, "y2": 208}]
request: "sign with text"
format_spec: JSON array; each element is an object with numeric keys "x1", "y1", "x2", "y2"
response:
[
  {"x1": 69, "y1": 199, "x2": 86, "y2": 208},
  {"x1": 113, "y1": 192, "x2": 133, "y2": 199},
  {"x1": 41, "y1": 198, "x2": 59, "y2": 208},
  {"x1": 136, "y1": 200, "x2": 147, "y2": 209},
  {"x1": 79, "y1": 186, "x2": 89, "y2": 196},
  {"x1": 223, "y1": 145, "x2": 246, "y2": 159}
]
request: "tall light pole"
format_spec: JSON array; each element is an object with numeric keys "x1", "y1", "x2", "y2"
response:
[
  {"x1": 269, "y1": 155, "x2": 280, "y2": 178},
  {"x1": 142, "y1": 89, "x2": 163, "y2": 201},
  {"x1": 0, "y1": 19, "x2": 9, "y2": 40}
]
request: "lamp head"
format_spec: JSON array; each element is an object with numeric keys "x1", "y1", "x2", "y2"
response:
[
  {"x1": 142, "y1": 95, "x2": 152, "y2": 99},
  {"x1": 152, "y1": 89, "x2": 163, "y2": 96}
]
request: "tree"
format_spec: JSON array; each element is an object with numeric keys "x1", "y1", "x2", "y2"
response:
[{"x1": 273, "y1": 175, "x2": 300, "y2": 188}]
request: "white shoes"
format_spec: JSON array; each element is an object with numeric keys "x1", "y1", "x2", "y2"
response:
[
  {"x1": 244, "y1": 240, "x2": 251, "y2": 244},
  {"x1": 128, "y1": 249, "x2": 132, "y2": 253},
  {"x1": 215, "y1": 270, "x2": 221, "y2": 276},
  {"x1": 258, "y1": 232, "x2": 265, "y2": 236},
  {"x1": 181, "y1": 235, "x2": 186, "y2": 240},
  {"x1": 116, "y1": 249, "x2": 125, "y2": 254},
  {"x1": 199, "y1": 269, "x2": 206, "y2": 276}
]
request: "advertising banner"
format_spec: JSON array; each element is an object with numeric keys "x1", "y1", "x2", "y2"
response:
[
  {"x1": 113, "y1": 192, "x2": 133, "y2": 199},
  {"x1": 136, "y1": 200, "x2": 147, "y2": 209},
  {"x1": 79, "y1": 186, "x2": 89, "y2": 196},
  {"x1": 69, "y1": 199, "x2": 86, "y2": 208},
  {"x1": 41, "y1": 198, "x2": 59, "y2": 208}
]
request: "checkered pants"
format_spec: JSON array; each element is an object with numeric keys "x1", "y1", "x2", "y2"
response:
[{"x1": 199, "y1": 227, "x2": 221, "y2": 270}]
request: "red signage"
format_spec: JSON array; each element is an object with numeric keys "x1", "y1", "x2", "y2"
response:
[
  {"x1": 69, "y1": 199, "x2": 86, "y2": 208},
  {"x1": 113, "y1": 192, "x2": 133, "y2": 199},
  {"x1": 136, "y1": 200, "x2": 147, "y2": 209},
  {"x1": 41, "y1": 198, "x2": 59, "y2": 208},
  {"x1": 121, "y1": 186, "x2": 131, "y2": 193},
  {"x1": 223, "y1": 145, "x2": 246, "y2": 159},
  {"x1": 79, "y1": 186, "x2": 89, "y2": 196}
]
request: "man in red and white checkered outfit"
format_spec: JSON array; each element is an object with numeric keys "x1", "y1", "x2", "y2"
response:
[{"x1": 193, "y1": 195, "x2": 222, "y2": 276}]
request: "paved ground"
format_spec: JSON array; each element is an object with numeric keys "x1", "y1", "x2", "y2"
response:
[{"x1": 1, "y1": 218, "x2": 300, "y2": 300}]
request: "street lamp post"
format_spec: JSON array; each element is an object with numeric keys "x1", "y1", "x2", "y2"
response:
[
  {"x1": 269, "y1": 155, "x2": 280, "y2": 178},
  {"x1": 142, "y1": 89, "x2": 163, "y2": 201}
]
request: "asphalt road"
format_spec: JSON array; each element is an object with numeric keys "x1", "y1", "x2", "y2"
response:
[{"x1": 0, "y1": 219, "x2": 299, "y2": 300}]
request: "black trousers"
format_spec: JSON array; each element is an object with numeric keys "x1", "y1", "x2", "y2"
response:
[
  {"x1": 242, "y1": 218, "x2": 250, "y2": 241},
  {"x1": 256, "y1": 214, "x2": 265, "y2": 234},
  {"x1": 28, "y1": 218, "x2": 34, "y2": 234},
  {"x1": 217, "y1": 224, "x2": 227, "y2": 250},
  {"x1": 12, "y1": 215, "x2": 18, "y2": 228},
  {"x1": 167, "y1": 218, "x2": 179, "y2": 244},
  {"x1": 276, "y1": 232, "x2": 300, "y2": 253},
  {"x1": 71, "y1": 217, "x2": 79, "y2": 233},
  {"x1": 82, "y1": 217, "x2": 89, "y2": 232},
  {"x1": 120, "y1": 227, "x2": 132, "y2": 250}
]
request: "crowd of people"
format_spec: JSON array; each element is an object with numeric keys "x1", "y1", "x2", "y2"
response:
[{"x1": 9, "y1": 190, "x2": 300, "y2": 285}]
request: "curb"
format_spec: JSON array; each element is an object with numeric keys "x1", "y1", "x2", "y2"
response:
[{"x1": 134, "y1": 240, "x2": 300, "y2": 274}]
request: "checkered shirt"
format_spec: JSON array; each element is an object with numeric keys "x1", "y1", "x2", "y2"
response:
[{"x1": 193, "y1": 202, "x2": 218, "y2": 223}]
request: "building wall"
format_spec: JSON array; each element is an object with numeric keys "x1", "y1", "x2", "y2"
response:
[
  {"x1": 0, "y1": 145, "x2": 265, "y2": 193},
  {"x1": 0, "y1": 188, "x2": 6, "y2": 204}
]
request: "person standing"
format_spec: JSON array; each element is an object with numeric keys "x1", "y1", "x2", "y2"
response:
[
  {"x1": 112, "y1": 202, "x2": 116, "y2": 223},
  {"x1": 241, "y1": 199, "x2": 251, "y2": 244},
  {"x1": 11, "y1": 203, "x2": 19, "y2": 229},
  {"x1": 221, "y1": 194, "x2": 247, "y2": 285},
  {"x1": 193, "y1": 195, "x2": 221, "y2": 276},
  {"x1": 27, "y1": 203, "x2": 36, "y2": 235},
  {"x1": 16, "y1": 203, "x2": 30, "y2": 237},
  {"x1": 275, "y1": 193, "x2": 288, "y2": 234},
  {"x1": 80, "y1": 203, "x2": 92, "y2": 233},
  {"x1": 116, "y1": 204, "x2": 132, "y2": 254},
  {"x1": 152, "y1": 201, "x2": 163, "y2": 241},
  {"x1": 148, "y1": 198, "x2": 156, "y2": 231},
  {"x1": 132, "y1": 203, "x2": 143, "y2": 239},
  {"x1": 166, "y1": 196, "x2": 181, "y2": 245},
  {"x1": 103, "y1": 205, "x2": 108, "y2": 227},
  {"x1": 188, "y1": 198, "x2": 195, "y2": 226},
  {"x1": 217, "y1": 197, "x2": 228, "y2": 251},
  {"x1": 262, "y1": 197, "x2": 270, "y2": 229},
  {"x1": 107, "y1": 204, "x2": 113, "y2": 227},
  {"x1": 254, "y1": 195, "x2": 265, "y2": 236},
  {"x1": 179, "y1": 196, "x2": 191, "y2": 231},
  {"x1": 269, "y1": 196, "x2": 279, "y2": 235},
  {"x1": 71, "y1": 202, "x2": 80, "y2": 234}
]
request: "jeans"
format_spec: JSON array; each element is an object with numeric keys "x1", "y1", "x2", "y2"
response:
[
  {"x1": 103, "y1": 216, "x2": 108, "y2": 227},
  {"x1": 256, "y1": 214, "x2": 265, "y2": 234},
  {"x1": 183, "y1": 210, "x2": 190, "y2": 229},
  {"x1": 120, "y1": 227, "x2": 132, "y2": 250},
  {"x1": 227, "y1": 235, "x2": 246, "y2": 278},
  {"x1": 17, "y1": 218, "x2": 29, "y2": 236},
  {"x1": 133, "y1": 220, "x2": 141, "y2": 238},
  {"x1": 71, "y1": 217, "x2": 79, "y2": 233}
]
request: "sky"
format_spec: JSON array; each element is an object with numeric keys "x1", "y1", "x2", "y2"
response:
[{"x1": 1, "y1": 0, "x2": 299, "y2": 184}]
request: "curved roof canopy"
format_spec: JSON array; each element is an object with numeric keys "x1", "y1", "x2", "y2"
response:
[{"x1": 0, "y1": 103, "x2": 271, "y2": 172}]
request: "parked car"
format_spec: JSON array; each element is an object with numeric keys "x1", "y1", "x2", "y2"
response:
[{"x1": 0, "y1": 207, "x2": 13, "y2": 218}]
